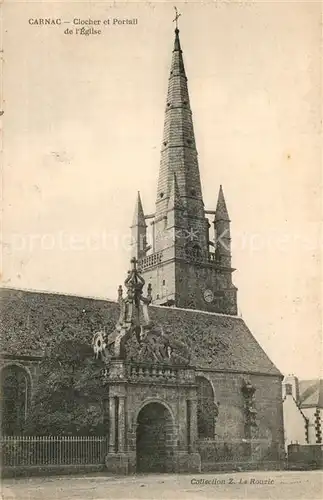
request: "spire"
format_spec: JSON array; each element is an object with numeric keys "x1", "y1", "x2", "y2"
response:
[
  {"x1": 215, "y1": 185, "x2": 230, "y2": 222},
  {"x1": 167, "y1": 173, "x2": 183, "y2": 210},
  {"x1": 132, "y1": 19, "x2": 238, "y2": 315},
  {"x1": 131, "y1": 191, "x2": 146, "y2": 227},
  {"x1": 155, "y1": 24, "x2": 204, "y2": 218}
]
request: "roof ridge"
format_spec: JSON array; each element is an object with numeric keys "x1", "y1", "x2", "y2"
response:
[
  {"x1": 1, "y1": 286, "x2": 241, "y2": 319},
  {"x1": 0, "y1": 286, "x2": 116, "y2": 304},
  {"x1": 150, "y1": 302, "x2": 241, "y2": 319}
]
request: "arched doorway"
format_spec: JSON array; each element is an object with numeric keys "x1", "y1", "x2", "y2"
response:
[
  {"x1": 0, "y1": 365, "x2": 30, "y2": 435},
  {"x1": 136, "y1": 402, "x2": 174, "y2": 473}
]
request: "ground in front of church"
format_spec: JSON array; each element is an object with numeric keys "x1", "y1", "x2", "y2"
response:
[{"x1": 1, "y1": 470, "x2": 322, "y2": 500}]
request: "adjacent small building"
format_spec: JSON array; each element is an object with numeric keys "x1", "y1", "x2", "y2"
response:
[{"x1": 282, "y1": 375, "x2": 323, "y2": 449}]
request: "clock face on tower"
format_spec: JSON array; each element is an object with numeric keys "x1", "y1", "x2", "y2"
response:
[{"x1": 203, "y1": 289, "x2": 214, "y2": 303}]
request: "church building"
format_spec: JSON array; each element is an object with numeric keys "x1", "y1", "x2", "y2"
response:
[{"x1": 0, "y1": 25, "x2": 284, "y2": 473}]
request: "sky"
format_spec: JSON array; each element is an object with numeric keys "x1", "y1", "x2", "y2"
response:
[{"x1": 1, "y1": 1, "x2": 322, "y2": 379}]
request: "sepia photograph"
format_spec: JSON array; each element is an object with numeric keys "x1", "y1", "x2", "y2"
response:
[{"x1": 0, "y1": 1, "x2": 322, "y2": 499}]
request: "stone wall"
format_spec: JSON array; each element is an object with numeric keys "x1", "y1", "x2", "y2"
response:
[
  {"x1": 142, "y1": 256, "x2": 237, "y2": 314},
  {"x1": 207, "y1": 371, "x2": 283, "y2": 441},
  {"x1": 196, "y1": 370, "x2": 285, "y2": 467},
  {"x1": 175, "y1": 262, "x2": 237, "y2": 314}
]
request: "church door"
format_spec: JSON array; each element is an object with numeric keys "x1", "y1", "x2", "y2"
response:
[{"x1": 136, "y1": 402, "x2": 174, "y2": 473}]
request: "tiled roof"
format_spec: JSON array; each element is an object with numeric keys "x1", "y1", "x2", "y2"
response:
[
  {"x1": 0, "y1": 288, "x2": 281, "y2": 376},
  {"x1": 299, "y1": 379, "x2": 323, "y2": 408}
]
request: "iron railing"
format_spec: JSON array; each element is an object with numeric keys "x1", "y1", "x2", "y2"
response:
[{"x1": 1, "y1": 435, "x2": 107, "y2": 467}]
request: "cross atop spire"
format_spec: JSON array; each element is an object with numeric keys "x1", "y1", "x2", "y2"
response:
[{"x1": 173, "y1": 6, "x2": 181, "y2": 30}]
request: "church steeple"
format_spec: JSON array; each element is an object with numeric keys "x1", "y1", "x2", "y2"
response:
[
  {"x1": 155, "y1": 26, "x2": 204, "y2": 220},
  {"x1": 131, "y1": 20, "x2": 238, "y2": 316}
]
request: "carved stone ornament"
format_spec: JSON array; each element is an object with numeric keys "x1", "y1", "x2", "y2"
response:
[
  {"x1": 127, "y1": 324, "x2": 190, "y2": 365},
  {"x1": 92, "y1": 331, "x2": 108, "y2": 361},
  {"x1": 92, "y1": 257, "x2": 190, "y2": 365},
  {"x1": 241, "y1": 379, "x2": 257, "y2": 429}
]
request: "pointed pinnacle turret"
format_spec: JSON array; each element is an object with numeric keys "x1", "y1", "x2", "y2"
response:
[
  {"x1": 131, "y1": 192, "x2": 147, "y2": 260},
  {"x1": 132, "y1": 191, "x2": 146, "y2": 227},
  {"x1": 215, "y1": 185, "x2": 230, "y2": 221}
]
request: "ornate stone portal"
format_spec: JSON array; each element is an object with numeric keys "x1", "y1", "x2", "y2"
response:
[{"x1": 92, "y1": 258, "x2": 201, "y2": 474}]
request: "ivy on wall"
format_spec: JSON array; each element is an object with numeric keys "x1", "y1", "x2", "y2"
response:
[{"x1": 25, "y1": 334, "x2": 107, "y2": 436}]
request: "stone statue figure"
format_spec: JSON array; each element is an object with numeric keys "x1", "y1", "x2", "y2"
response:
[{"x1": 136, "y1": 324, "x2": 190, "y2": 365}]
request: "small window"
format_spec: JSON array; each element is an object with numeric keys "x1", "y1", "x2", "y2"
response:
[
  {"x1": 285, "y1": 383, "x2": 293, "y2": 395},
  {"x1": 162, "y1": 280, "x2": 165, "y2": 286},
  {"x1": 160, "y1": 192, "x2": 164, "y2": 198}
]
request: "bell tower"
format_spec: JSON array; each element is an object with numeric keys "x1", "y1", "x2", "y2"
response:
[{"x1": 130, "y1": 23, "x2": 237, "y2": 315}]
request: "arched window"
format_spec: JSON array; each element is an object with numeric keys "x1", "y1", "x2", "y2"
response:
[
  {"x1": 197, "y1": 376, "x2": 217, "y2": 439},
  {"x1": 0, "y1": 365, "x2": 30, "y2": 435}
]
